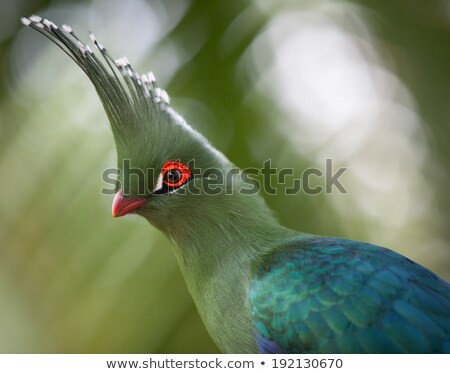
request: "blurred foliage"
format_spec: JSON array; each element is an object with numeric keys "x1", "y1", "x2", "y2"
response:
[{"x1": 0, "y1": 0, "x2": 449, "y2": 353}]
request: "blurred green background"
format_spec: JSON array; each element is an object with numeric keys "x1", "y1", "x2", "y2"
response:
[{"x1": 0, "y1": 0, "x2": 449, "y2": 353}]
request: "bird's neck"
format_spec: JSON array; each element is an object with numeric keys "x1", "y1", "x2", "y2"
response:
[{"x1": 147, "y1": 191, "x2": 295, "y2": 352}]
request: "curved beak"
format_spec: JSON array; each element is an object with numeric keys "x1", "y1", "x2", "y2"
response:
[{"x1": 112, "y1": 190, "x2": 148, "y2": 218}]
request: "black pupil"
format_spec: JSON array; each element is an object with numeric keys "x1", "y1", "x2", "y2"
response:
[{"x1": 164, "y1": 169, "x2": 182, "y2": 184}]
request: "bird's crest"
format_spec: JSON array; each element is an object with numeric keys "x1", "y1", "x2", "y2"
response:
[
  {"x1": 21, "y1": 15, "x2": 185, "y2": 144},
  {"x1": 22, "y1": 14, "x2": 231, "y2": 196}
]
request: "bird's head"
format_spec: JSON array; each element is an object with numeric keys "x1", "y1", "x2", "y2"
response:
[{"x1": 21, "y1": 16, "x2": 249, "y2": 238}]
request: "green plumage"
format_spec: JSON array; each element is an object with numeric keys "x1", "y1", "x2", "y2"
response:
[
  {"x1": 250, "y1": 237, "x2": 450, "y2": 353},
  {"x1": 23, "y1": 16, "x2": 450, "y2": 354}
]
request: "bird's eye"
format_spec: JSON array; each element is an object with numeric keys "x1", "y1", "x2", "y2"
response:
[
  {"x1": 153, "y1": 161, "x2": 191, "y2": 194},
  {"x1": 163, "y1": 168, "x2": 183, "y2": 186}
]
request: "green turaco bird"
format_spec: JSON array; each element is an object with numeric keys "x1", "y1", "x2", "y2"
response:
[{"x1": 22, "y1": 16, "x2": 450, "y2": 354}]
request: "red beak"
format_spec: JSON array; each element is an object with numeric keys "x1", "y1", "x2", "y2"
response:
[{"x1": 112, "y1": 190, "x2": 148, "y2": 218}]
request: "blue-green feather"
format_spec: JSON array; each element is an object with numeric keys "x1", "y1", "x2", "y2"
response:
[{"x1": 250, "y1": 237, "x2": 450, "y2": 353}]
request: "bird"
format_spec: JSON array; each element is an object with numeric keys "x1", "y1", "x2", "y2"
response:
[{"x1": 21, "y1": 15, "x2": 450, "y2": 354}]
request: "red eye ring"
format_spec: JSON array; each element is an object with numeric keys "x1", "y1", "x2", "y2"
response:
[{"x1": 161, "y1": 161, "x2": 191, "y2": 188}]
